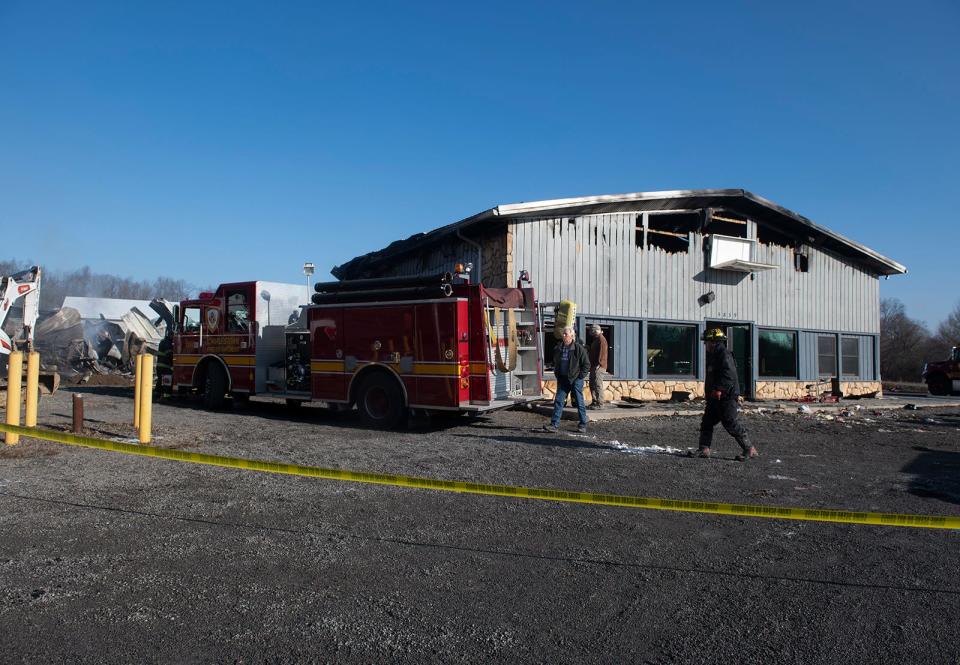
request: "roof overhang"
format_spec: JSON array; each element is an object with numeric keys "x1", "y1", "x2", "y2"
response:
[{"x1": 332, "y1": 189, "x2": 907, "y2": 278}]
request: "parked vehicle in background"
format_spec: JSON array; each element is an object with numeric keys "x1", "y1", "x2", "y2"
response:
[{"x1": 922, "y1": 346, "x2": 960, "y2": 395}]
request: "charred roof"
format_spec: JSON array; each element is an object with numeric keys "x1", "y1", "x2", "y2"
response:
[{"x1": 332, "y1": 189, "x2": 906, "y2": 279}]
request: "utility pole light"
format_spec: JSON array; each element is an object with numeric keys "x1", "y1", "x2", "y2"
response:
[{"x1": 303, "y1": 262, "x2": 315, "y2": 293}]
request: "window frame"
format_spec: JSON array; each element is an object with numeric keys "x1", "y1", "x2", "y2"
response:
[
  {"x1": 645, "y1": 322, "x2": 698, "y2": 378},
  {"x1": 817, "y1": 334, "x2": 838, "y2": 378},
  {"x1": 758, "y1": 329, "x2": 798, "y2": 379},
  {"x1": 181, "y1": 306, "x2": 201, "y2": 334},
  {"x1": 841, "y1": 336, "x2": 860, "y2": 378}
]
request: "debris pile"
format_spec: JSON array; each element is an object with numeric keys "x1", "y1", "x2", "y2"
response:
[{"x1": 31, "y1": 299, "x2": 174, "y2": 382}]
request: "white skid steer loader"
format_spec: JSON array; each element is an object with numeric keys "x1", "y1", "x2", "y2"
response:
[{"x1": 0, "y1": 266, "x2": 59, "y2": 397}]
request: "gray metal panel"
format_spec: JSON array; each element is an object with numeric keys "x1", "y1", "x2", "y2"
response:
[
  {"x1": 581, "y1": 316, "x2": 640, "y2": 380},
  {"x1": 513, "y1": 214, "x2": 881, "y2": 334},
  {"x1": 798, "y1": 331, "x2": 818, "y2": 381}
]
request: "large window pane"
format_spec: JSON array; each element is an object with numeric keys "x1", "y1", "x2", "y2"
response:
[
  {"x1": 647, "y1": 324, "x2": 696, "y2": 376},
  {"x1": 818, "y1": 335, "x2": 837, "y2": 377},
  {"x1": 759, "y1": 330, "x2": 797, "y2": 378},
  {"x1": 842, "y1": 337, "x2": 860, "y2": 377}
]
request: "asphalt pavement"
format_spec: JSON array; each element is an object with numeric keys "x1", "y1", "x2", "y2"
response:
[{"x1": 0, "y1": 387, "x2": 958, "y2": 663}]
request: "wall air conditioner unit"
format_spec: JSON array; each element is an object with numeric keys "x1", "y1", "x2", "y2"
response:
[{"x1": 707, "y1": 234, "x2": 779, "y2": 273}]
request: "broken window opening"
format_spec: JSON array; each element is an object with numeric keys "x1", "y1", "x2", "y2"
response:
[
  {"x1": 794, "y1": 248, "x2": 809, "y2": 272},
  {"x1": 635, "y1": 215, "x2": 644, "y2": 248},
  {"x1": 756, "y1": 222, "x2": 793, "y2": 248},
  {"x1": 708, "y1": 211, "x2": 749, "y2": 238},
  {"x1": 645, "y1": 212, "x2": 698, "y2": 253}
]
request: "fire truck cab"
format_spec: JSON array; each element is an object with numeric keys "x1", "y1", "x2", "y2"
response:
[
  {"x1": 171, "y1": 269, "x2": 544, "y2": 427},
  {"x1": 171, "y1": 281, "x2": 309, "y2": 408}
]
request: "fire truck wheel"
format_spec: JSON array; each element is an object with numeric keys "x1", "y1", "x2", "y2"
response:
[
  {"x1": 927, "y1": 374, "x2": 951, "y2": 396},
  {"x1": 357, "y1": 372, "x2": 405, "y2": 429},
  {"x1": 202, "y1": 364, "x2": 228, "y2": 410}
]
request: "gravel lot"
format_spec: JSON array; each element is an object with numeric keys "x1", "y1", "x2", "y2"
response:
[{"x1": 1, "y1": 387, "x2": 958, "y2": 664}]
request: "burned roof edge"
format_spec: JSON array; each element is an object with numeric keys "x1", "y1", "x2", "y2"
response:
[{"x1": 332, "y1": 189, "x2": 907, "y2": 278}]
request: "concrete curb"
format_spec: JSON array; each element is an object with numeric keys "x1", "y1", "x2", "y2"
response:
[{"x1": 525, "y1": 396, "x2": 960, "y2": 421}]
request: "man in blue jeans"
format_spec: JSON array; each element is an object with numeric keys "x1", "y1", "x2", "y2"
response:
[{"x1": 543, "y1": 326, "x2": 591, "y2": 433}]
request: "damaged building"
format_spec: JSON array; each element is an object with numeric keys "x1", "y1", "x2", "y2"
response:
[
  {"x1": 332, "y1": 189, "x2": 906, "y2": 401},
  {"x1": 33, "y1": 297, "x2": 174, "y2": 379}
]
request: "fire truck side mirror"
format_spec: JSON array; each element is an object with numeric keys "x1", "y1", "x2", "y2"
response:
[{"x1": 172, "y1": 305, "x2": 180, "y2": 333}]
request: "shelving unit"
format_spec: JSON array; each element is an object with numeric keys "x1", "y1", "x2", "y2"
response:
[{"x1": 485, "y1": 306, "x2": 541, "y2": 400}]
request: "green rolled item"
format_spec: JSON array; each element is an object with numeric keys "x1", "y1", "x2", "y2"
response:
[{"x1": 554, "y1": 300, "x2": 577, "y2": 338}]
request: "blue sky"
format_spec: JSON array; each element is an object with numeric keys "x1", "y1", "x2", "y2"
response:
[{"x1": 1, "y1": 1, "x2": 957, "y2": 327}]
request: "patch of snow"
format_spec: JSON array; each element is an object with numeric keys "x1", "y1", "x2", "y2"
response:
[
  {"x1": 607, "y1": 440, "x2": 683, "y2": 455},
  {"x1": 768, "y1": 475, "x2": 797, "y2": 481}
]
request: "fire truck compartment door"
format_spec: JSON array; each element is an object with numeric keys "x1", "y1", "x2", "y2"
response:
[{"x1": 310, "y1": 308, "x2": 345, "y2": 401}]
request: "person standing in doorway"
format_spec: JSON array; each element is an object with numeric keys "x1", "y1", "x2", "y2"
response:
[
  {"x1": 587, "y1": 324, "x2": 609, "y2": 409},
  {"x1": 693, "y1": 328, "x2": 758, "y2": 460},
  {"x1": 543, "y1": 327, "x2": 590, "y2": 433}
]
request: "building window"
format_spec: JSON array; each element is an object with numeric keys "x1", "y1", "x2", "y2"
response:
[
  {"x1": 587, "y1": 322, "x2": 615, "y2": 375},
  {"x1": 647, "y1": 323, "x2": 696, "y2": 376},
  {"x1": 842, "y1": 337, "x2": 860, "y2": 377},
  {"x1": 818, "y1": 335, "x2": 837, "y2": 377},
  {"x1": 708, "y1": 211, "x2": 749, "y2": 238},
  {"x1": 542, "y1": 326, "x2": 555, "y2": 371},
  {"x1": 645, "y1": 212, "x2": 699, "y2": 253},
  {"x1": 759, "y1": 330, "x2": 797, "y2": 378}
]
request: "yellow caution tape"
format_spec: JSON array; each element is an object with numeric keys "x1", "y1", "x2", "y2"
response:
[{"x1": 1, "y1": 422, "x2": 957, "y2": 530}]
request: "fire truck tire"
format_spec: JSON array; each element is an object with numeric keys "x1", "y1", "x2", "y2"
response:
[
  {"x1": 927, "y1": 374, "x2": 951, "y2": 396},
  {"x1": 203, "y1": 364, "x2": 228, "y2": 410},
  {"x1": 356, "y1": 373, "x2": 406, "y2": 429}
]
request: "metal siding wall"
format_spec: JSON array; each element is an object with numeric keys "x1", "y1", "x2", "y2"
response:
[
  {"x1": 798, "y1": 331, "x2": 817, "y2": 381},
  {"x1": 511, "y1": 215, "x2": 882, "y2": 333},
  {"x1": 583, "y1": 317, "x2": 639, "y2": 379}
]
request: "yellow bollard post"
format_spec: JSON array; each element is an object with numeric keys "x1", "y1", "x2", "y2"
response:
[
  {"x1": 24, "y1": 351, "x2": 40, "y2": 428},
  {"x1": 134, "y1": 353, "x2": 143, "y2": 430},
  {"x1": 5, "y1": 351, "x2": 23, "y2": 444},
  {"x1": 138, "y1": 354, "x2": 153, "y2": 444}
]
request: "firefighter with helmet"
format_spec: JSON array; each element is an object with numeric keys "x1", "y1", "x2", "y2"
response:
[{"x1": 692, "y1": 327, "x2": 759, "y2": 460}]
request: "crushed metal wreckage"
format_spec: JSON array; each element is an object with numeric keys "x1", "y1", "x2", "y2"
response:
[{"x1": 30, "y1": 298, "x2": 174, "y2": 383}]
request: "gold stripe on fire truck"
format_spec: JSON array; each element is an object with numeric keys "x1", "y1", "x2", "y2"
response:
[
  {"x1": 311, "y1": 360, "x2": 346, "y2": 373},
  {"x1": 173, "y1": 354, "x2": 255, "y2": 367},
  {"x1": 221, "y1": 355, "x2": 256, "y2": 367},
  {"x1": 173, "y1": 354, "x2": 201, "y2": 365},
  {"x1": 309, "y1": 360, "x2": 462, "y2": 377}
]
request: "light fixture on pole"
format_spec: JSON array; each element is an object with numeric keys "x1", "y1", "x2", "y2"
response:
[{"x1": 303, "y1": 262, "x2": 315, "y2": 293}]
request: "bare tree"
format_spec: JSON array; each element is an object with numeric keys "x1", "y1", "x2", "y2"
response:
[
  {"x1": 879, "y1": 298, "x2": 938, "y2": 382},
  {"x1": 0, "y1": 258, "x2": 200, "y2": 309},
  {"x1": 932, "y1": 301, "x2": 960, "y2": 358}
]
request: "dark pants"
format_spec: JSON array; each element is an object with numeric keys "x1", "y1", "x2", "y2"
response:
[
  {"x1": 699, "y1": 398, "x2": 750, "y2": 451},
  {"x1": 552, "y1": 376, "x2": 587, "y2": 427}
]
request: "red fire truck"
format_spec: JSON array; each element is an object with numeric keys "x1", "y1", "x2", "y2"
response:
[{"x1": 170, "y1": 268, "x2": 544, "y2": 427}]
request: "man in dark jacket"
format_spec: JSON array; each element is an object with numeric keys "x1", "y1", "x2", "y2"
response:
[
  {"x1": 587, "y1": 324, "x2": 609, "y2": 409},
  {"x1": 694, "y1": 328, "x2": 758, "y2": 460},
  {"x1": 544, "y1": 326, "x2": 590, "y2": 433}
]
